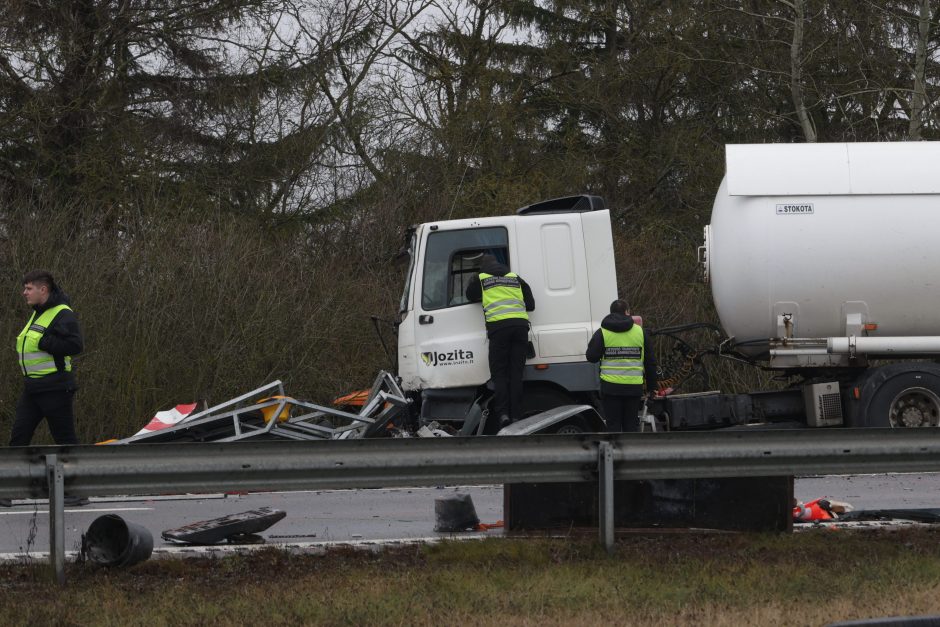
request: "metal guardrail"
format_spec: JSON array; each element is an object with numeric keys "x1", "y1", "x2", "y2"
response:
[{"x1": 4, "y1": 428, "x2": 940, "y2": 584}]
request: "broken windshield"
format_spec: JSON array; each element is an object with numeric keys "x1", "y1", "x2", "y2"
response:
[{"x1": 398, "y1": 230, "x2": 417, "y2": 315}]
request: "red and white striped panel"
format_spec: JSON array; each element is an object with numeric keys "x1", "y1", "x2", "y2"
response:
[{"x1": 133, "y1": 403, "x2": 199, "y2": 437}]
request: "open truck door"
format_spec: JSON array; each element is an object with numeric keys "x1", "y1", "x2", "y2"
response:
[{"x1": 398, "y1": 223, "x2": 517, "y2": 393}]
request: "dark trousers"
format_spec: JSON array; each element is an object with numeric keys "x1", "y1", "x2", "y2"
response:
[
  {"x1": 10, "y1": 389, "x2": 78, "y2": 446},
  {"x1": 488, "y1": 325, "x2": 528, "y2": 422},
  {"x1": 602, "y1": 395, "x2": 642, "y2": 433}
]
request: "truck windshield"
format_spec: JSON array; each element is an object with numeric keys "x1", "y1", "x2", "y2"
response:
[{"x1": 422, "y1": 227, "x2": 509, "y2": 311}]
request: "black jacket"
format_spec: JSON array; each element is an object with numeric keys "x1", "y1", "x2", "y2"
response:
[
  {"x1": 22, "y1": 288, "x2": 83, "y2": 393},
  {"x1": 586, "y1": 312, "x2": 657, "y2": 397},
  {"x1": 465, "y1": 258, "x2": 535, "y2": 334}
]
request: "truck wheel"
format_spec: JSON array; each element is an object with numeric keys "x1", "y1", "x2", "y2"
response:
[
  {"x1": 523, "y1": 387, "x2": 588, "y2": 434},
  {"x1": 550, "y1": 423, "x2": 586, "y2": 435},
  {"x1": 856, "y1": 363, "x2": 940, "y2": 428},
  {"x1": 523, "y1": 387, "x2": 577, "y2": 418}
]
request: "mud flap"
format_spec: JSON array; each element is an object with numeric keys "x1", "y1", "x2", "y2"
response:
[{"x1": 505, "y1": 477, "x2": 793, "y2": 533}]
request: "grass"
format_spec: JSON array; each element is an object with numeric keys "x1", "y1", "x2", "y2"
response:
[{"x1": 4, "y1": 530, "x2": 940, "y2": 626}]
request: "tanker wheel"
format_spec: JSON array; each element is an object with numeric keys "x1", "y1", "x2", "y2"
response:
[
  {"x1": 522, "y1": 387, "x2": 586, "y2": 434},
  {"x1": 886, "y1": 387, "x2": 940, "y2": 428},
  {"x1": 856, "y1": 363, "x2": 940, "y2": 428}
]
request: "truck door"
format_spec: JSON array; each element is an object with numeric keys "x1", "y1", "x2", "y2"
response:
[
  {"x1": 407, "y1": 225, "x2": 511, "y2": 390},
  {"x1": 514, "y1": 214, "x2": 594, "y2": 362}
]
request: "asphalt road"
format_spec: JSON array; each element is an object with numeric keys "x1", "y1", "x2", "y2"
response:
[
  {"x1": 3, "y1": 474, "x2": 940, "y2": 560},
  {"x1": 0, "y1": 485, "x2": 506, "y2": 560}
]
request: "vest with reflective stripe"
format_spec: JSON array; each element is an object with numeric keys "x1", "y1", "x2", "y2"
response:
[
  {"x1": 16, "y1": 304, "x2": 72, "y2": 378},
  {"x1": 480, "y1": 272, "x2": 528, "y2": 323},
  {"x1": 600, "y1": 325, "x2": 644, "y2": 385}
]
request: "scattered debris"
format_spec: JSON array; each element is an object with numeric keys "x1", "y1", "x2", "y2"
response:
[
  {"x1": 162, "y1": 507, "x2": 286, "y2": 545},
  {"x1": 793, "y1": 497, "x2": 854, "y2": 522},
  {"x1": 82, "y1": 514, "x2": 153, "y2": 567},
  {"x1": 839, "y1": 508, "x2": 940, "y2": 524},
  {"x1": 417, "y1": 422, "x2": 453, "y2": 438},
  {"x1": 108, "y1": 372, "x2": 407, "y2": 444},
  {"x1": 434, "y1": 493, "x2": 480, "y2": 532}
]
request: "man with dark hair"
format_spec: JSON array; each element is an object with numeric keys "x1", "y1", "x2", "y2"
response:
[
  {"x1": 466, "y1": 254, "x2": 535, "y2": 428},
  {"x1": 586, "y1": 299, "x2": 657, "y2": 432},
  {"x1": 1, "y1": 270, "x2": 85, "y2": 507}
]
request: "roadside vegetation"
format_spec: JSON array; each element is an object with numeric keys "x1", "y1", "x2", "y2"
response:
[{"x1": 4, "y1": 530, "x2": 940, "y2": 626}]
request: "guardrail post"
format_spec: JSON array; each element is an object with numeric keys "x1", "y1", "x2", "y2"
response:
[
  {"x1": 46, "y1": 454, "x2": 65, "y2": 586},
  {"x1": 598, "y1": 441, "x2": 614, "y2": 553}
]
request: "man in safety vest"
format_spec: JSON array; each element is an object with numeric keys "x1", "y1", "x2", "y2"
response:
[
  {"x1": 10, "y1": 270, "x2": 84, "y2": 444},
  {"x1": 466, "y1": 254, "x2": 535, "y2": 428},
  {"x1": 2, "y1": 271, "x2": 86, "y2": 507},
  {"x1": 585, "y1": 299, "x2": 657, "y2": 432}
]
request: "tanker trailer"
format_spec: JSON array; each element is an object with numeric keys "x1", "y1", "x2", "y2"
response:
[{"x1": 697, "y1": 141, "x2": 940, "y2": 429}]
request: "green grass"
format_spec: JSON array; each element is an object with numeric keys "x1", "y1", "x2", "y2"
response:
[{"x1": 4, "y1": 530, "x2": 940, "y2": 626}]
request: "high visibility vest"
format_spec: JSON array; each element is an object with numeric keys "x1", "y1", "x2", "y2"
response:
[
  {"x1": 480, "y1": 272, "x2": 528, "y2": 323},
  {"x1": 16, "y1": 304, "x2": 72, "y2": 378},
  {"x1": 600, "y1": 325, "x2": 645, "y2": 385}
]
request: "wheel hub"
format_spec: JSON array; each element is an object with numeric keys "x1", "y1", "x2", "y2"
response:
[{"x1": 888, "y1": 387, "x2": 940, "y2": 428}]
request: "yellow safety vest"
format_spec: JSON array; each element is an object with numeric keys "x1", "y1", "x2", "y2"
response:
[
  {"x1": 480, "y1": 272, "x2": 528, "y2": 323},
  {"x1": 600, "y1": 325, "x2": 644, "y2": 385},
  {"x1": 16, "y1": 304, "x2": 72, "y2": 378}
]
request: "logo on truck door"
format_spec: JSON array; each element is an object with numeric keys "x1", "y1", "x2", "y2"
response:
[
  {"x1": 776, "y1": 203, "x2": 814, "y2": 214},
  {"x1": 421, "y1": 349, "x2": 475, "y2": 367}
]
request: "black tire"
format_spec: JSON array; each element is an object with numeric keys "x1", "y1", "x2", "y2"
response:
[
  {"x1": 854, "y1": 362, "x2": 940, "y2": 428},
  {"x1": 522, "y1": 386, "x2": 591, "y2": 434},
  {"x1": 548, "y1": 421, "x2": 588, "y2": 435},
  {"x1": 522, "y1": 386, "x2": 577, "y2": 418}
]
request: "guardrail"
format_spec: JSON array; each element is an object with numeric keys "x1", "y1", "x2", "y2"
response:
[{"x1": 4, "y1": 428, "x2": 940, "y2": 584}]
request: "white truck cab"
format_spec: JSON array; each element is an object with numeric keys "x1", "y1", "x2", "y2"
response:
[
  {"x1": 395, "y1": 196, "x2": 616, "y2": 427},
  {"x1": 393, "y1": 143, "x2": 940, "y2": 433}
]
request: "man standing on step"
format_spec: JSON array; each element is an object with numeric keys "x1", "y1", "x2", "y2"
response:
[{"x1": 466, "y1": 254, "x2": 535, "y2": 429}]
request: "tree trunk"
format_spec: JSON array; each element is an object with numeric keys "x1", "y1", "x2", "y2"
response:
[
  {"x1": 908, "y1": 0, "x2": 932, "y2": 140},
  {"x1": 789, "y1": 0, "x2": 816, "y2": 142}
]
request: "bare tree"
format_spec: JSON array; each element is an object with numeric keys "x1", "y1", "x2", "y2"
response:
[
  {"x1": 908, "y1": 0, "x2": 933, "y2": 139},
  {"x1": 717, "y1": 0, "x2": 821, "y2": 142},
  {"x1": 281, "y1": 0, "x2": 433, "y2": 191},
  {"x1": 0, "y1": 0, "x2": 428, "y2": 222},
  {"x1": 787, "y1": 0, "x2": 817, "y2": 141}
]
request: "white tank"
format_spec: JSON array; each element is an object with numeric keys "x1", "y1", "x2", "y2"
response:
[{"x1": 705, "y1": 142, "x2": 940, "y2": 351}]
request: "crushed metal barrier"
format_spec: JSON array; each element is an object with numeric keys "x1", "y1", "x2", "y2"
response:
[
  {"x1": 107, "y1": 370, "x2": 606, "y2": 444},
  {"x1": 108, "y1": 370, "x2": 408, "y2": 444}
]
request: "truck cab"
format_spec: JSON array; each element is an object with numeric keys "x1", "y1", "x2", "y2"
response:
[{"x1": 396, "y1": 196, "x2": 616, "y2": 428}]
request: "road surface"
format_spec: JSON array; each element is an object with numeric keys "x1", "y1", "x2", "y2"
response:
[{"x1": 2, "y1": 474, "x2": 939, "y2": 560}]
